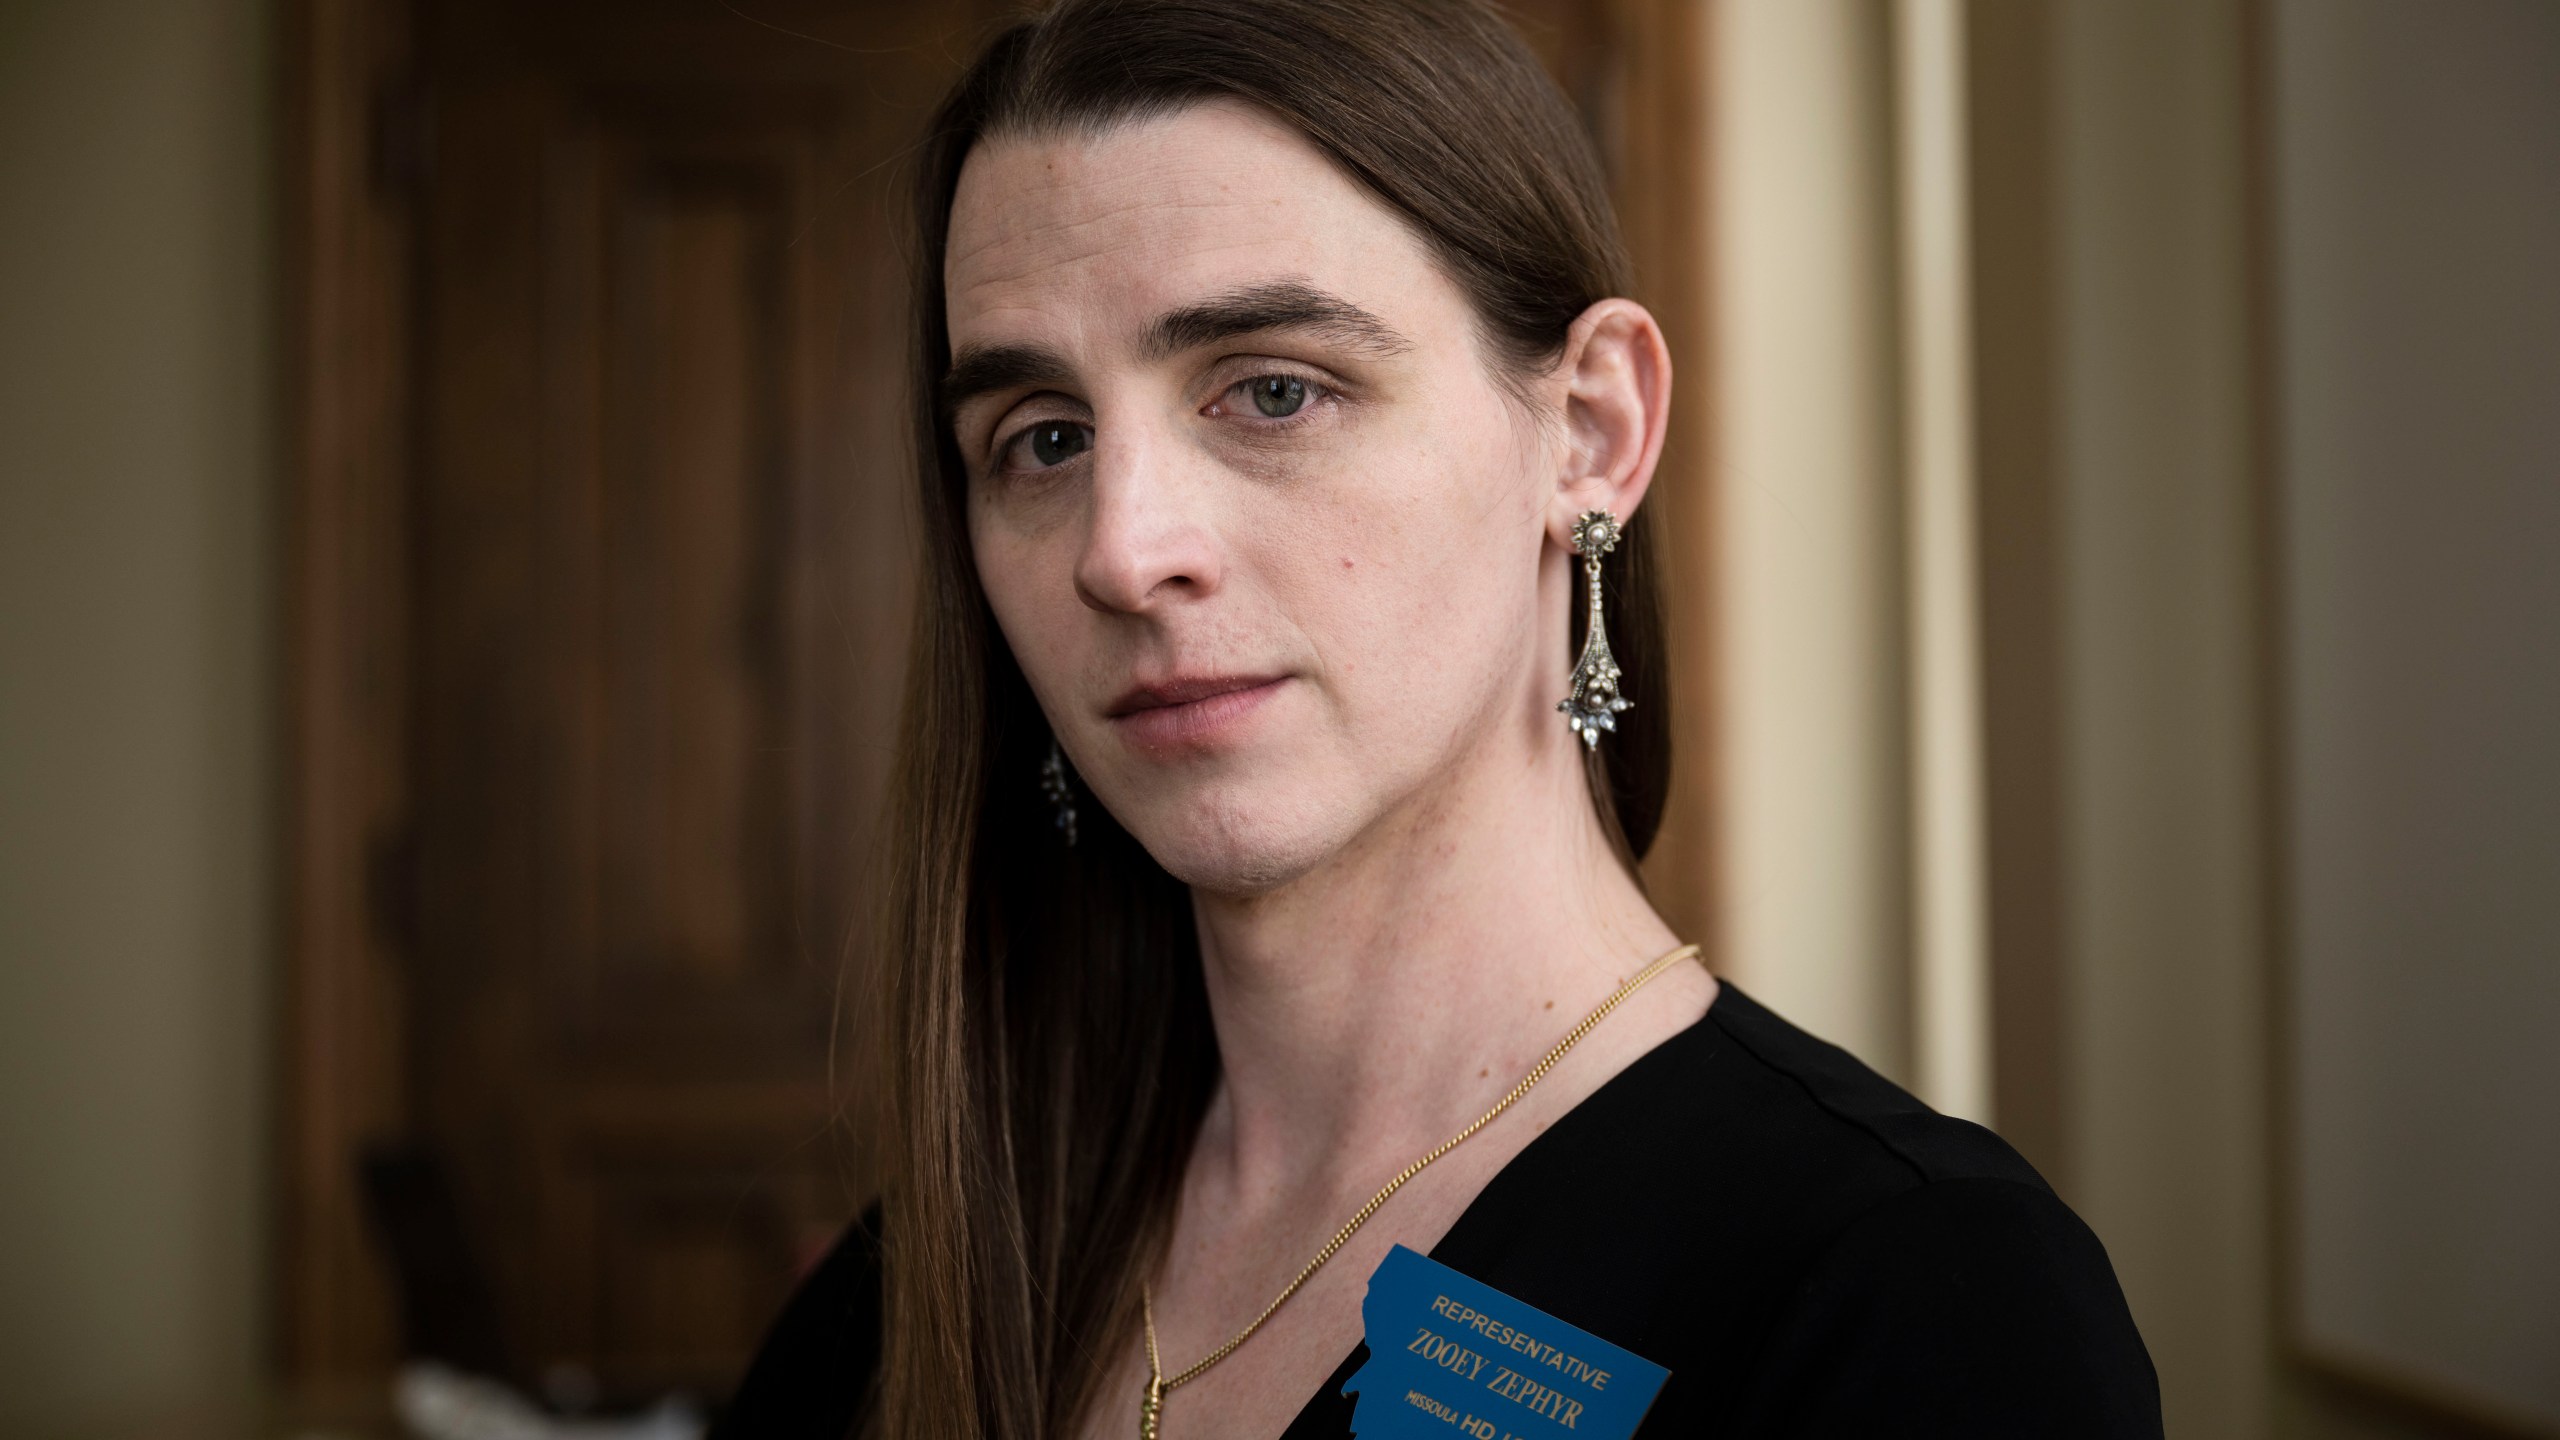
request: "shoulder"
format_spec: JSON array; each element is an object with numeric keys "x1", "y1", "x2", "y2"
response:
[
  {"x1": 1727, "y1": 1174, "x2": 2163, "y2": 1435},
  {"x1": 1647, "y1": 986, "x2": 2159, "y2": 1434},
  {"x1": 1497, "y1": 984, "x2": 2157, "y2": 1434},
  {"x1": 1694, "y1": 982, "x2": 2044, "y2": 1191},
  {"x1": 1500, "y1": 982, "x2": 2051, "y2": 1270},
  {"x1": 710, "y1": 1202, "x2": 883, "y2": 1440}
]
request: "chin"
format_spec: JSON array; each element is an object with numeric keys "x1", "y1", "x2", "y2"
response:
[{"x1": 1111, "y1": 774, "x2": 1352, "y2": 898}]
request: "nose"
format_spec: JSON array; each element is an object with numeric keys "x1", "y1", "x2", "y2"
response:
[{"x1": 1072, "y1": 422, "x2": 1224, "y2": 614}]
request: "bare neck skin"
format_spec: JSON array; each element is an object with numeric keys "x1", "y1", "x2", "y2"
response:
[
  {"x1": 1187, "y1": 690, "x2": 1693, "y2": 1209},
  {"x1": 1132, "y1": 629, "x2": 1715, "y2": 1438}
]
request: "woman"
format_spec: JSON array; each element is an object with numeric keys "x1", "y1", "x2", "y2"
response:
[{"x1": 717, "y1": 1, "x2": 2159, "y2": 1436}]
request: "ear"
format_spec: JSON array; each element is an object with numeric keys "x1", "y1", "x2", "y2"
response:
[{"x1": 1546, "y1": 298, "x2": 1673, "y2": 550}]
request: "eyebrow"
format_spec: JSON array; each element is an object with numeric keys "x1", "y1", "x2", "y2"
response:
[
  {"x1": 938, "y1": 342, "x2": 1076, "y2": 419},
  {"x1": 938, "y1": 278, "x2": 1412, "y2": 418},
  {"x1": 1140, "y1": 278, "x2": 1414, "y2": 363}
]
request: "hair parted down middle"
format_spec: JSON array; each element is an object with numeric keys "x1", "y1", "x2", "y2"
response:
[{"x1": 864, "y1": 1, "x2": 1671, "y2": 1433}]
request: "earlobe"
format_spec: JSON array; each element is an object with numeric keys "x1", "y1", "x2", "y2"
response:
[{"x1": 1550, "y1": 298, "x2": 1672, "y2": 548}]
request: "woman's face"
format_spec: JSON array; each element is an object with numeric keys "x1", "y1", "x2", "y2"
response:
[{"x1": 946, "y1": 101, "x2": 1575, "y2": 895}]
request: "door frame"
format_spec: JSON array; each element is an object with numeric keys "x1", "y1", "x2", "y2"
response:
[
  {"x1": 276, "y1": 0, "x2": 419, "y2": 1404},
  {"x1": 277, "y1": 0, "x2": 417, "y2": 1404}
]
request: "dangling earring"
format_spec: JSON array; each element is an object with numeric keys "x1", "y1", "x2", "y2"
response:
[
  {"x1": 1039, "y1": 735, "x2": 1080, "y2": 846},
  {"x1": 1557, "y1": 509, "x2": 1632, "y2": 748}
]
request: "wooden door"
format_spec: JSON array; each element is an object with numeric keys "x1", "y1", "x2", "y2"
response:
[{"x1": 404, "y1": 0, "x2": 981, "y2": 1400}]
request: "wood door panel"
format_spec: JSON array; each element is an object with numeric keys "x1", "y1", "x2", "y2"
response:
[
  {"x1": 409, "y1": 0, "x2": 974, "y2": 1392},
  {"x1": 540, "y1": 95, "x2": 840, "y2": 1057},
  {"x1": 595, "y1": 122, "x2": 798, "y2": 996}
]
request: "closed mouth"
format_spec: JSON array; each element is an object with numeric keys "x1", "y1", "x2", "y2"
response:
[
  {"x1": 1106, "y1": 673, "x2": 1287, "y2": 718},
  {"x1": 1104, "y1": 673, "x2": 1290, "y2": 748}
]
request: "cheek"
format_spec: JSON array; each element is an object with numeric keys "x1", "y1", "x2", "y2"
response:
[{"x1": 1275, "y1": 407, "x2": 1544, "y2": 715}]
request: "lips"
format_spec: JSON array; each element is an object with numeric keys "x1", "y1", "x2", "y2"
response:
[
  {"x1": 1106, "y1": 673, "x2": 1285, "y2": 716},
  {"x1": 1105, "y1": 672, "x2": 1288, "y2": 749}
]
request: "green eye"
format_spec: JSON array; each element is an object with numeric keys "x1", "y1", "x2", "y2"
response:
[
  {"x1": 1250, "y1": 375, "x2": 1308, "y2": 418},
  {"x1": 1026, "y1": 422, "x2": 1090, "y2": 467}
]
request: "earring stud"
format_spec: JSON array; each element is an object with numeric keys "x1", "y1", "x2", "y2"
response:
[{"x1": 1558, "y1": 509, "x2": 1632, "y2": 749}]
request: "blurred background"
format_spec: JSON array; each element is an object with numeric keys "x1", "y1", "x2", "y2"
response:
[{"x1": 1, "y1": 0, "x2": 2552, "y2": 1437}]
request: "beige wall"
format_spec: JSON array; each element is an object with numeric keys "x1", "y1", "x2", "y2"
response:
[
  {"x1": 2274, "y1": 0, "x2": 2560, "y2": 1428},
  {"x1": 0, "y1": 0, "x2": 278, "y2": 1436},
  {"x1": 2047, "y1": 5, "x2": 2272, "y2": 1435}
]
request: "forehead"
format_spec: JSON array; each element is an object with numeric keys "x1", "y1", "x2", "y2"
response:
[{"x1": 944, "y1": 100, "x2": 1457, "y2": 353}]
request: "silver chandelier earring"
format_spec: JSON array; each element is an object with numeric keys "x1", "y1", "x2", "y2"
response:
[
  {"x1": 1557, "y1": 509, "x2": 1633, "y2": 748},
  {"x1": 1039, "y1": 735, "x2": 1080, "y2": 846}
]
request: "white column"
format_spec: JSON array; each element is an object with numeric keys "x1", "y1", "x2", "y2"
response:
[
  {"x1": 1893, "y1": 0, "x2": 1992, "y2": 1124},
  {"x1": 1709, "y1": 0, "x2": 1913, "y2": 1080}
]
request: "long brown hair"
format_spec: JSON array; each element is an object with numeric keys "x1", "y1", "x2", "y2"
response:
[{"x1": 869, "y1": 2, "x2": 1670, "y2": 1432}]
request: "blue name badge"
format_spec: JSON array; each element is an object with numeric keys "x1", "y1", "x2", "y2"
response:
[{"x1": 1343, "y1": 1245, "x2": 1669, "y2": 1439}]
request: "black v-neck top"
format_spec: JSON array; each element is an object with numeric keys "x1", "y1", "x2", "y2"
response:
[{"x1": 712, "y1": 983, "x2": 2162, "y2": 1438}]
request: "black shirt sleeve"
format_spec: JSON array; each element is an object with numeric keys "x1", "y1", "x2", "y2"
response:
[
  {"x1": 1723, "y1": 1176, "x2": 2162, "y2": 1438},
  {"x1": 710, "y1": 1205, "x2": 883, "y2": 1440}
]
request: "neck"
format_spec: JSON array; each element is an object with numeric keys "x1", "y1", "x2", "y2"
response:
[{"x1": 1187, "y1": 723, "x2": 1680, "y2": 1207}]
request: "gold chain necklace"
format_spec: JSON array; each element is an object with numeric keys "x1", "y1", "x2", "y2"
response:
[{"x1": 1137, "y1": 941, "x2": 1704, "y2": 1439}]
